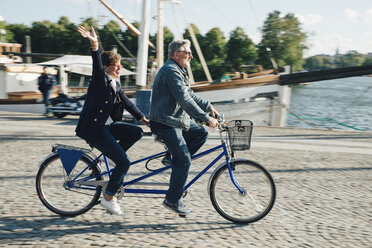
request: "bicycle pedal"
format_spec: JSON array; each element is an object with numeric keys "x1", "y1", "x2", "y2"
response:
[
  {"x1": 179, "y1": 214, "x2": 187, "y2": 218},
  {"x1": 182, "y1": 190, "x2": 188, "y2": 198}
]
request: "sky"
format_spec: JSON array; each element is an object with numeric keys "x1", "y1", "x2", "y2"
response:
[{"x1": 1, "y1": 0, "x2": 372, "y2": 57}]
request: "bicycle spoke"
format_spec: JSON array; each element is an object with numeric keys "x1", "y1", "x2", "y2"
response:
[{"x1": 243, "y1": 190, "x2": 263, "y2": 212}]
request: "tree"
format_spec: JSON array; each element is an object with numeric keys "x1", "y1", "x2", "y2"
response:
[
  {"x1": 30, "y1": 21, "x2": 54, "y2": 53},
  {"x1": 257, "y1": 10, "x2": 307, "y2": 72},
  {"x1": 335, "y1": 50, "x2": 365, "y2": 67},
  {"x1": 1, "y1": 21, "x2": 16, "y2": 42},
  {"x1": 120, "y1": 22, "x2": 140, "y2": 57},
  {"x1": 183, "y1": 23, "x2": 205, "y2": 59},
  {"x1": 149, "y1": 26, "x2": 174, "y2": 59},
  {"x1": 78, "y1": 17, "x2": 100, "y2": 54},
  {"x1": 207, "y1": 58, "x2": 227, "y2": 80},
  {"x1": 201, "y1": 27, "x2": 227, "y2": 79},
  {"x1": 303, "y1": 56, "x2": 322, "y2": 71},
  {"x1": 203, "y1": 27, "x2": 226, "y2": 61},
  {"x1": 182, "y1": 23, "x2": 208, "y2": 81},
  {"x1": 362, "y1": 56, "x2": 372, "y2": 66},
  {"x1": 56, "y1": 17, "x2": 80, "y2": 55},
  {"x1": 303, "y1": 55, "x2": 333, "y2": 71},
  {"x1": 226, "y1": 27, "x2": 257, "y2": 72},
  {"x1": 100, "y1": 20, "x2": 122, "y2": 52},
  {"x1": 163, "y1": 26, "x2": 174, "y2": 58},
  {"x1": 5, "y1": 23, "x2": 30, "y2": 45}
]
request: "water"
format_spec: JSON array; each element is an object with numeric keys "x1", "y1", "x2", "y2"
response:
[{"x1": 287, "y1": 76, "x2": 372, "y2": 131}]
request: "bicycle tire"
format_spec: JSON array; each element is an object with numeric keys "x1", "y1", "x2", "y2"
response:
[
  {"x1": 209, "y1": 159, "x2": 276, "y2": 224},
  {"x1": 36, "y1": 152, "x2": 103, "y2": 216}
]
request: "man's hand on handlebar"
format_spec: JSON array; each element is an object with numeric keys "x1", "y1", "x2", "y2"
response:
[
  {"x1": 207, "y1": 106, "x2": 219, "y2": 128},
  {"x1": 209, "y1": 106, "x2": 219, "y2": 119},
  {"x1": 208, "y1": 117, "x2": 219, "y2": 128}
]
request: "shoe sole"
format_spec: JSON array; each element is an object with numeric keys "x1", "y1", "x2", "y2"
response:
[{"x1": 162, "y1": 202, "x2": 189, "y2": 217}]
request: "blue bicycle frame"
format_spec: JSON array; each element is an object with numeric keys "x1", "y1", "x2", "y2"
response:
[{"x1": 65, "y1": 140, "x2": 244, "y2": 195}]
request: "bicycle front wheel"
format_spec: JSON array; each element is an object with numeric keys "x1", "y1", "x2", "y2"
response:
[
  {"x1": 36, "y1": 153, "x2": 103, "y2": 216},
  {"x1": 209, "y1": 159, "x2": 276, "y2": 224}
]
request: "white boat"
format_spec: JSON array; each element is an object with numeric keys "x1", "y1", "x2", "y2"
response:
[
  {"x1": 0, "y1": 42, "x2": 59, "y2": 101},
  {"x1": 99, "y1": 0, "x2": 292, "y2": 127},
  {"x1": 195, "y1": 82, "x2": 290, "y2": 127}
]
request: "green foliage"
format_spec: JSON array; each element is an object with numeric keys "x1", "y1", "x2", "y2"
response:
[
  {"x1": 362, "y1": 56, "x2": 372, "y2": 66},
  {"x1": 5, "y1": 11, "x2": 370, "y2": 81},
  {"x1": 226, "y1": 27, "x2": 257, "y2": 72},
  {"x1": 120, "y1": 22, "x2": 139, "y2": 57},
  {"x1": 203, "y1": 27, "x2": 226, "y2": 61},
  {"x1": 207, "y1": 58, "x2": 227, "y2": 79},
  {"x1": 99, "y1": 20, "x2": 122, "y2": 52},
  {"x1": 335, "y1": 50, "x2": 365, "y2": 67},
  {"x1": 304, "y1": 51, "x2": 368, "y2": 71},
  {"x1": 4, "y1": 23, "x2": 29, "y2": 43},
  {"x1": 257, "y1": 10, "x2": 307, "y2": 72},
  {"x1": 149, "y1": 26, "x2": 174, "y2": 59},
  {"x1": 190, "y1": 59, "x2": 205, "y2": 81},
  {"x1": 163, "y1": 26, "x2": 174, "y2": 58},
  {"x1": 303, "y1": 55, "x2": 333, "y2": 71},
  {"x1": 183, "y1": 23, "x2": 203, "y2": 57}
]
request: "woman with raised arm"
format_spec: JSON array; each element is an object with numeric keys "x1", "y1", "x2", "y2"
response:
[{"x1": 75, "y1": 26, "x2": 150, "y2": 216}]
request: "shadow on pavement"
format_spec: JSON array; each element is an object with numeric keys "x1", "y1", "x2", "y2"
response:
[
  {"x1": 0, "y1": 134, "x2": 77, "y2": 143},
  {"x1": 0, "y1": 215, "x2": 245, "y2": 242},
  {"x1": 0, "y1": 115, "x2": 79, "y2": 126}
]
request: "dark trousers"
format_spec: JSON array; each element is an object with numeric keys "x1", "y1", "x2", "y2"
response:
[
  {"x1": 90, "y1": 122, "x2": 143, "y2": 196},
  {"x1": 150, "y1": 120, "x2": 208, "y2": 204}
]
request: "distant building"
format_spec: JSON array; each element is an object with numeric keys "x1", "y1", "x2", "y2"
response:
[
  {"x1": 0, "y1": 42, "x2": 23, "y2": 63},
  {"x1": 314, "y1": 54, "x2": 332, "y2": 57}
]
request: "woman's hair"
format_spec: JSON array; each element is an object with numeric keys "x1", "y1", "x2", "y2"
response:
[
  {"x1": 168, "y1": 39, "x2": 191, "y2": 59},
  {"x1": 101, "y1": 51, "x2": 122, "y2": 66}
]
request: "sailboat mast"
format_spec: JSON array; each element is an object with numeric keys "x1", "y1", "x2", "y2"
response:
[
  {"x1": 157, "y1": 0, "x2": 165, "y2": 68},
  {"x1": 98, "y1": 0, "x2": 155, "y2": 49},
  {"x1": 136, "y1": 0, "x2": 151, "y2": 88}
]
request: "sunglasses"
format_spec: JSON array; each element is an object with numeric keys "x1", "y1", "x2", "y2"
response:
[{"x1": 177, "y1": 50, "x2": 193, "y2": 56}]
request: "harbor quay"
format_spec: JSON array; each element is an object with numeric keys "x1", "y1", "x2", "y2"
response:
[{"x1": 0, "y1": 110, "x2": 371, "y2": 247}]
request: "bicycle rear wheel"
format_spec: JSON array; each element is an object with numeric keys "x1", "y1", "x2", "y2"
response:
[
  {"x1": 209, "y1": 159, "x2": 276, "y2": 224},
  {"x1": 36, "y1": 153, "x2": 103, "y2": 216}
]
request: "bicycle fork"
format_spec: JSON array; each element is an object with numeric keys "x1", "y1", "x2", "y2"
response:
[{"x1": 222, "y1": 143, "x2": 246, "y2": 196}]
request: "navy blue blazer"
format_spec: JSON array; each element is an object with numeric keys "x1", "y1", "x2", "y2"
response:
[{"x1": 75, "y1": 48, "x2": 144, "y2": 144}]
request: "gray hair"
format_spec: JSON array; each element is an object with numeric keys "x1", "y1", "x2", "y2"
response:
[{"x1": 168, "y1": 39, "x2": 191, "y2": 59}]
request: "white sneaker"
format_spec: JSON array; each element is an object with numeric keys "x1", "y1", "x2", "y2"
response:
[{"x1": 100, "y1": 197, "x2": 123, "y2": 216}]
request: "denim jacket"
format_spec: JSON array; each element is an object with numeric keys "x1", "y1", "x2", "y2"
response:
[{"x1": 150, "y1": 59, "x2": 211, "y2": 130}]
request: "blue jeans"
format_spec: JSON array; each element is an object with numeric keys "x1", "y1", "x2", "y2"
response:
[
  {"x1": 90, "y1": 122, "x2": 143, "y2": 196},
  {"x1": 150, "y1": 120, "x2": 208, "y2": 204},
  {"x1": 42, "y1": 90, "x2": 51, "y2": 114}
]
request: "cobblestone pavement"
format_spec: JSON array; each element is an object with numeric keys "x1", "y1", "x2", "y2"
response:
[{"x1": 0, "y1": 111, "x2": 371, "y2": 247}]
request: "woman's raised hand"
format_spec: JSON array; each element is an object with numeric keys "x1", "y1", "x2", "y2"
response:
[{"x1": 77, "y1": 26, "x2": 98, "y2": 50}]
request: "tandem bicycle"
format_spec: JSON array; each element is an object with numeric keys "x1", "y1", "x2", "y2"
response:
[{"x1": 36, "y1": 117, "x2": 276, "y2": 224}]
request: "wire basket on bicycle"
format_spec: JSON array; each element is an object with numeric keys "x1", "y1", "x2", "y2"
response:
[{"x1": 226, "y1": 120, "x2": 253, "y2": 151}]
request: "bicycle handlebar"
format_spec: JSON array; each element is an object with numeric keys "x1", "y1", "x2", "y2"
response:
[{"x1": 142, "y1": 113, "x2": 226, "y2": 137}]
